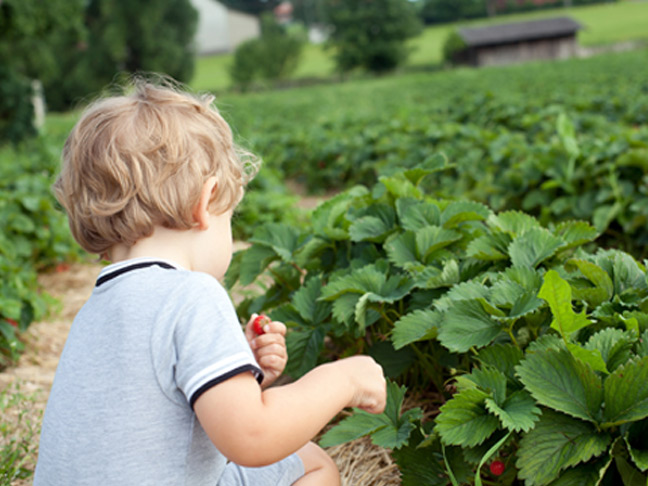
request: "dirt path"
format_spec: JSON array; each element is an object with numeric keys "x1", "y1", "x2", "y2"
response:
[{"x1": 1, "y1": 262, "x2": 401, "y2": 485}]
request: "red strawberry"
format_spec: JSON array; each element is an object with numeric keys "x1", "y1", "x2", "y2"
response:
[
  {"x1": 253, "y1": 315, "x2": 270, "y2": 335},
  {"x1": 490, "y1": 460, "x2": 505, "y2": 476},
  {"x1": 6, "y1": 318, "x2": 18, "y2": 328},
  {"x1": 56, "y1": 263, "x2": 70, "y2": 273}
]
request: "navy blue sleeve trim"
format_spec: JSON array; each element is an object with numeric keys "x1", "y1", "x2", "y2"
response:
[{"x1": 189, "y1": 364, "x2": 264, "y2": 409}]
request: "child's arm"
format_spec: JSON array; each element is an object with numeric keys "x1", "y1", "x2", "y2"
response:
[{"x1": 193, "y1": 355, "x2": 386, "y2": 467}]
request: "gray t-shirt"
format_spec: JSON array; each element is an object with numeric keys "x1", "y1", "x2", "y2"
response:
[{"x1": 34, "y1": 258, "x2": 263, "y2": 486}]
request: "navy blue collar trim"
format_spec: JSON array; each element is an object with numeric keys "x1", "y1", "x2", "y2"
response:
[{"x1": 96, "y1": 261, "x2": 176, "y2": 287}]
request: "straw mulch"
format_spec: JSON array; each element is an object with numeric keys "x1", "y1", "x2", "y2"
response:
[{"x1": 0, "y1": 262, "x2": 405, "y2": 486}]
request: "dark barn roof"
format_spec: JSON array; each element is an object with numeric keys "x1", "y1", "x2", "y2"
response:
[{"x1": 458, "y1": 17, "x2": 582, "y2": 47}]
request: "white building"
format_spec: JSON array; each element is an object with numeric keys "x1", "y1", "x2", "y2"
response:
[{"x1": 190, "y1": 0, "x2": 260, "y2": 55}]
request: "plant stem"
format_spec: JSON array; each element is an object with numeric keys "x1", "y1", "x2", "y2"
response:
[{"x1": 409, "y1": 344, "x2": 445, "y2": 394}]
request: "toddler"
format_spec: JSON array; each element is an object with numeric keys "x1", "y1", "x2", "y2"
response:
[{"x1": 34, "y1": 79, "x2": 386, "y2": 486}]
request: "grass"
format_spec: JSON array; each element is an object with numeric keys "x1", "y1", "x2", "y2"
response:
[
  {"x1": 0, "y1": 382, "x2": 42, "y2": 486},
  {"x1": 191, "y1": 0, "x2": 648, "y2": 93}
]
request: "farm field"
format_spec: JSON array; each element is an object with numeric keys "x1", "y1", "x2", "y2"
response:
[
  {"x1": 191, "y1": 0, "x2": 648, "y2": 92},
  {"x1": 3, "y1": 40, "x2": 648, "y2": 485}
]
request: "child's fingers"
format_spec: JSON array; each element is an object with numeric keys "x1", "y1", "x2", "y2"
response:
[
  {"x1": 253, "y1": 341, "x2": 287, "y2": 360},
  {"x1": 251, "y1": 332, "x2": 286, "y2": 352},
  {"x1": 256, "y1": 346, "x2": 287, "y2": 370},
  {"x1": 257, "y1": 320, "x2": 287, "y2": 337},
  {"x1": 246, "y1": 315, "x2": 286, "y2": 337}
]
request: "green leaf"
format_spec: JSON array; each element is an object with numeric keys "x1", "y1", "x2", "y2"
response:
[
  {"x1": 319, "y1": 381, "x2": 422, "y2": 450},
  {"x1": 438, "y1": 299, "x2": 504, "y2": 353},
  {"x1": 636, "y1": 330, "x2": 648, "y2": 358},
  {"x1": 239, "y1": 244, "x2": 278, "y2": 285},
  {"x1": 249, "y1": 223, "x2": 303, "y2": 263},
  {"x1": 626, "y1": 420, "x2": 648, "y2": 471},
  {"x1": 392, "y1": 430, "x2": 447, "y2": 486},
  {"x1": 585, "y1": 328, "x2": 635, "y2": 373},
  {"x1": 555, "y1": 221, "x2": 599, "y2": 250},
  {"x1": 615, "y1": 455, "x2": 648, "y2": 486},
  {"x1": 285, "y1": 326, "x2": 328, "y2": 378},
  {"x1": 488, "y1": 211, "x2": 540, "y2": 236},
  {"x1": 391, "y1": 309, "x2": 441, "y2": 349},
  {"x1": 485, "y1": 390, "x2": 541, "y2": 433},
  {"x1": 440, "y1": 201, "x2": 491, "y2": 229},
  {"x1": 557, "y1": 112, "x2": 580, "y2": 159},
  {"x1": 538, "y1": 270, "x2": 591, "y2": 338},
  {"x1": 476, "y1": 344, "x2": 524, "y2": 384},
  {"x1": 466, "y1": 233, "x2": 510, "y2": 261},
  {"x1": 348, "y1": 204, "x2": 396, "y2": 243},
  {"x1": 497, "y1": 290, "x2": 544, "y2": 323},
  {"x1": 545, "y1": 456, "x2": 613, "y2": 486},
  {"x1": 396, "y1": 198, "x2": 440, "y2": 230},
  {"x1": 566, "y1": 258, "x2": 615, "y2": 308},
  {"x1": 416, "y1": 226, "x2": 462, "y2": 261},
  {"x1": 595, "y1": 250, "x2": 647, "y2": 297},
  {"x1": 566, "y1": 343, "x2": 608, "y2": 374},
  {"x1": 349, "y1": 215, "x2": 392, "y2": 242},
  {"x1": 311, "y1": 188, "x2": 366, "y2": 240},
  {"x1": 320, "y1": 265, "x2": 385, "y2": 300},
  {"x1": 318, "y1": 409, "x2": 389, "y2": 447},
  {"x1": 509, "y1": 227, "x2": 566, "y2": 268},
  {"x1": 416, "y1": 260, "x2": 460, "y2": 290},
  {"x1": 293, "y1": 276, "x2": 330, "y2": 324},
  {"x1": 467, "y1": 367, "x2": 507, "y2": 405},
  {"x1": 403, "y1": 152, "x2": 452, "y2": 186},
  {"x1": 517, "y1": 409, "x2": 611, "y2": 486},
  {"x1": 516, "y1": 348, "x2": 603, "y2": 423},
  {"x1": 385, "y1": 231, "x2": 420, "y2": 270},
  {"x1": 602, "y1": 356, "x2": 648, "y2": 427},
  {"x1": 380, "y1": 175, "x2": 422, "y2": 199},
  {"x1": 331, "y1": 293, "x2": 360, "y2": 328},
  {"x1": 435, "y1": 389, "x2": 500, "y2": 447}
]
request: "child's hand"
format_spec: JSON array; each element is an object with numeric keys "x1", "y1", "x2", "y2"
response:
[
  {"x1": 340, "y1": 356, "x2": 387, "y2": 414},
  {"x1": 245, "y1": 314, "x2": 287, "y2": 388}
]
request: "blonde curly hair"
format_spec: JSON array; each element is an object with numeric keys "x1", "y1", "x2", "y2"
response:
[{"x1": 54, "y1": 78, "x2": 258, "y2": 255}]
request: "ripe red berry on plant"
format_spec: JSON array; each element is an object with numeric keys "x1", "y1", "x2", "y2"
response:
[
  {"x1": 490, "y1": 460, "x2": 505, "y2": 476},
  {"x1": 252, "y1": 315, "x2": 270, "y2": 335}
]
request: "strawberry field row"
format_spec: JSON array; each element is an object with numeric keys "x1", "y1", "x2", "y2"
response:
[
  {"x1": 225, "y1": 49, "x2": 648, "y2": 484},
  {"x1": 224, "y1": 49, "x2": 648, "y2": 256},
  {"x1": 0, "y1": 135, "x2": 82, "y2": 368}
]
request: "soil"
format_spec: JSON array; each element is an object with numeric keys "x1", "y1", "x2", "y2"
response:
[{"x1": 0, "y1": 261, "x2": 402, "y2": 485}]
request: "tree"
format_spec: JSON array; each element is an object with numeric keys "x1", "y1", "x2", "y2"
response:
[
  {"x1": 323, "y1": 0, "x2": 422, "y2": 74},
  {"x1": 230, "y1": 13, "x2": 304, "y2": 90},
  {"x1": 40, "y1": 0, "x2": 199, "y2": 111},
  {"x1": 0, "y1": 0, "x2": 86, "y2": 141}
]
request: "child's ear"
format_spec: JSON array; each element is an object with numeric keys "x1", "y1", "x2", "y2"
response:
[{"x1": 193, "y1": 176, "x2": 218, "y2": 230}]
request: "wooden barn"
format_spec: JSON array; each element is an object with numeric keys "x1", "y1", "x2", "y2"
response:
[{"x1": 454, "y1": 17, "x2": 582, "y2": 67}]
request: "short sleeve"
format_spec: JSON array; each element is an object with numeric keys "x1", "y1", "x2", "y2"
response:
[{"x1": 153, "y1": 272, "x2": 263, "y2": 409}]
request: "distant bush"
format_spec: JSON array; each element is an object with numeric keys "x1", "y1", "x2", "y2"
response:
[
  {"x1": 323, "y1": 0, "x2": 422, "y2": 74},
  {"x1": 230, "y1": 14, "x2": 304, "y2": 90},
  {"x1": 0, "y1": 67, "x2": 36, "y2": 144},
  {"x1": 442, "y1": 29, "x2": 468, "y2": 64}
]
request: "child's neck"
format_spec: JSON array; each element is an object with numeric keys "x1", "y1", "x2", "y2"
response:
[{"x1": 109, "y1": 225, "x2": 197, "y2": 270}]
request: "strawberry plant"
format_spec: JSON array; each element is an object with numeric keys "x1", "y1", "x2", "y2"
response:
[
  {"x1": 227, "y1": 154, "x2": 648, "y2": 484},
  {"x1": 0, "y1": 134, "x2": 82, "y2": 368}
]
